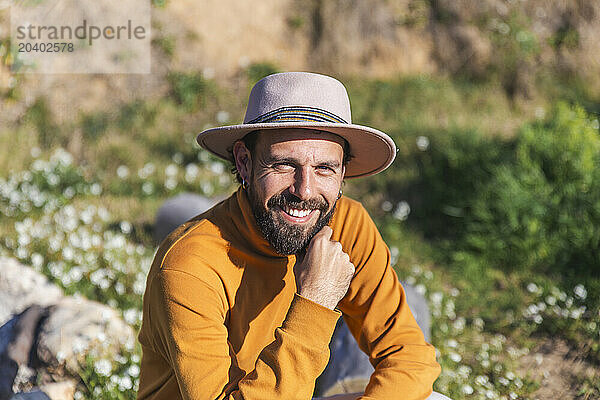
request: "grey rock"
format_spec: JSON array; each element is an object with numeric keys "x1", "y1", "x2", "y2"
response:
[
  {"x1": 154, "y1": 193, "x2": 220, "y2": 243},
  {"x1": 0, "y1": 258, "x2": 63, "y2": 326},
  {"x1": 0, "y1": 258, "x2": 135, "y2": 397},
  {"x1": 0, "y1": 260, "x2": 62, "y2": 400},
  {"x1": 316, "y1": 282, "x2": 432, "y2": 396},
  {"x1": 317, "y1": 319, "x2": 372, "y2": 397},
  {"x1": 403, "y1": 283, "x2": 431, "y2": 342},
  {"x1": 36, "y1": 296, "x2": 136, "y2": 374}
]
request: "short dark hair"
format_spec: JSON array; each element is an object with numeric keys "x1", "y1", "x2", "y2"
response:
[
  {"x1": 229, "y1": 130, "x2": 353, "y2": 184},
  {"x1": 230, "y1": 130, "x2": 261, "y2": 184}
]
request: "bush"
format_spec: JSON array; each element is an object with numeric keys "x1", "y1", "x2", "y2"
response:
[
  {"x1": 467, "y1": 103, "x2": 600, "y2": 274},
  {"x1": 409, "y1": 129, "x2": 513, "y2": 239},
  {"x1": 412, "y1": 102, "x2": 600, "y2": 277},
  {"x1": 246, "y1": 62, "x2": 280, "y2": 86},
  {"x1": 167, "y1": 71, "x2": 213, "y2": 111}
]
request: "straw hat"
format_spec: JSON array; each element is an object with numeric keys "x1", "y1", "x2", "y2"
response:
[{"x1": 196, "y1": 72, "x2": 397, "y2": 178}]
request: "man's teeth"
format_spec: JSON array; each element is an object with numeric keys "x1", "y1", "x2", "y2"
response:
[{"x1": 284, "y1": 206, "x2": 311, "y2": 218}]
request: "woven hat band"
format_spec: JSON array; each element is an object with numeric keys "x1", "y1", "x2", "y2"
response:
[{"x1": 246, "y1": 106, "x2": 348, "y2": 124}]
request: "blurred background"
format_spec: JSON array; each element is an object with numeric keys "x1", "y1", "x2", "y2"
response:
[{"x1": 0, "y1": 0, "x2": 599, "y2": 399}]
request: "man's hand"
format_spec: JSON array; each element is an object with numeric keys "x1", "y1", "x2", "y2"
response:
[{"x1": 294, "y1": 226, "x2": 355, "y2": 310}]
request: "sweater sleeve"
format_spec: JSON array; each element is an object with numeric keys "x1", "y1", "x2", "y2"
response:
[
  {"x1": 336, "y1": 203, "x2": 441, "y2": 400},
  {"x1": 148, "y1": 267, "x2": 341, "y2": 400}
]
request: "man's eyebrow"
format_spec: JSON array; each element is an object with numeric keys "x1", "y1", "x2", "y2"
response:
[
  {"x1": 266, "y1": 156, "x2": 341, "y2": 169},
  {"x1": 264, "y1": 156, "x2": 298, "y2": 165},
  {"x1": 317, "y1": 160, "x2": 341, "y2": 169}
]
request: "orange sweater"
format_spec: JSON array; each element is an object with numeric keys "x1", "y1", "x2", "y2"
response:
[{"x1": 137, "y1": 188, "x2": 440, "y2": 399}]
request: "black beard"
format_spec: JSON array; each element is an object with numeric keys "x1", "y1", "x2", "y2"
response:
[{"x1": 249, "y1": 190, "x2": 336, "y2": 255}]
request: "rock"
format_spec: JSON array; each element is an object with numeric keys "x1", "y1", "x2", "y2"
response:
[
  {"x1": 0, "y1": 259, "x2": 62, "y2": 400},
  {"x1": 403, "y1": 283, "x2": 431, "y2": 342},
  {"x1": 154, "y1": 193, "x2": 220, "y2": 243},
  {"x1": 38, "y1": 381, "x2": 77, "y2": 400},
  {"x1": 316, "y1": 282, "x2": 432, "y2": 396},
  {"x1": 0, "y1": 258, "x2": 135, "y2": 398},
  {"x1": 0, "y1": 258, "x2": 63, "y2": 326},
  {"x1": 317, "y1": 319, "x2": 372, "y2": 397},
  {"x1": 36, "y1": 296, "x2": 136, "y2": 374}
]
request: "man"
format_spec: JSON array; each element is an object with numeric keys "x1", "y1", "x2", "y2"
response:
[{"x1": 137, "y1": 72, "x2": 444, "y2": 399}]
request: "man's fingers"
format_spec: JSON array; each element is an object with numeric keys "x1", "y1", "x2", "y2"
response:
[{"x1": 316, "y1": 225, "x2": 333, "y2": 240}]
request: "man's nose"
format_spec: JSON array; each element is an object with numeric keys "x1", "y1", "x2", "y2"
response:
[{"x1": 289, "y1": 167, "x2": 314, "y2": 200}]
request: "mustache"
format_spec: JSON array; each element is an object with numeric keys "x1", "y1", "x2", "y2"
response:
[{"x1": 267, "y1": 192, "x2": 328, "y2": 212}]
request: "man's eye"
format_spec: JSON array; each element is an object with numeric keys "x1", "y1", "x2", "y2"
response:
[{"x1": 316, "y1": 166, "x2": 335, "y2": 174}]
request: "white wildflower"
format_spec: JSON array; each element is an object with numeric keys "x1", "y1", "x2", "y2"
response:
[
  {"x1": 216, "y1": 111, "x2": 230, "y2": 124},
  {"x1": 128, "y1": 364, "x2": 140, "y2": 377},
  {"x1": 142, "y1": 182, "x2": 154, "y2": 195},
  {"x1": 117, "y1": 165, "x2": 130, "y2": 179},
  {"x1": 94, "y1": 359, "x2": 112, "y2": 376},
  {"x1": 526, "y1": 283, "x2": 539, "y2": 294},
  {"x1": 118, "y1": 375, "x2": 133, "y2": 390},
  {"x1": 120, "y1": 221, "x2": 133, "y2": 234},
  {"x1": 574, "y1": 284, "x2": 587, "y2": 300},
  {"x1": 430, "y1": 292, "x2": 443, "y2": 306},
  {"x1": 393, "y1": 201, "x2": 410, "y2": 221},
  {"x1": 381, "y1": 201, "x2": 393, "y2": 212},
  {"x1": 172, "y1": 152, "x2": 184, "y2": 164},
  {"x1": 462, "y1": 384, "x2": 474, "y2": 395},
  {"x1": 416, "y1": 136, "x2": 430, "y2": 151},
  {"x1": 90, "y1": 183, "x2": 102, "y2": 195}
]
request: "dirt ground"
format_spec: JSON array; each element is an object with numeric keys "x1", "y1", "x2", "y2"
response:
[{"x1": 519, "y1": 338, "x2": 598, "y2": 400}]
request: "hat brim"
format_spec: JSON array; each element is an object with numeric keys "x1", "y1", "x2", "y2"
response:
[{"x1": 196, "y1": 122, "x2": 397, "y2": 178}]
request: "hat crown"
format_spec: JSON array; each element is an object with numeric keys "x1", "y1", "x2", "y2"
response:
[{"x1": 243, "y1": 72, "x2": 352, "y2": 124}]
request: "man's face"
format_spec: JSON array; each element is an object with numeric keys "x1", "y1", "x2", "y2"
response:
[{"x1": 239, "y1": 129, "x2": 345, "y2": 255}]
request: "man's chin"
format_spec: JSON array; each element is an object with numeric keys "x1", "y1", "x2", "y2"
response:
[
  {"x1": 249, "y1": 191, "x2": 337, "y2": 255},
  {"x1": 271, "y1": 212, "x2": 316, "y2": 239}
]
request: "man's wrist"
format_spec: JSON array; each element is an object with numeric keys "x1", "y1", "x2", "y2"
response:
[
  {"x1": 296, "y1": 289, "x2": 337, "y2": 310},
  {"x1": 283, "y1": 293, "x2": 341, "y2": 341}
]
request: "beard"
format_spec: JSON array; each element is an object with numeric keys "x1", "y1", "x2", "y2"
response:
[{"x1": 248, "y1": 189, "x2": 337, "y2": 255}]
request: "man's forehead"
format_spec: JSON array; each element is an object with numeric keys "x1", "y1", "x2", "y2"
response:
[{"x1": 255, "y1": 128, "x2": 346, "y2": 149}]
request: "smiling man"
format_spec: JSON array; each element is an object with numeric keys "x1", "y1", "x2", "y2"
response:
[{"x1": 137, "y1": 72, "x2": 443, "y2": 399}]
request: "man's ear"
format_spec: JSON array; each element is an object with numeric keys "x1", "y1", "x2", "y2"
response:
[{"x1": 233, "y1": 141, "x2": 252, "y2": 182}]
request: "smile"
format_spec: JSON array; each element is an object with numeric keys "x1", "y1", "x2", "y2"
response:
[
  {"x1": 284, "y1": 206, "x2": 311, "y2": 218},
  {"x1": 278, "y1": 205, "x2": 318, "y2": 223}
]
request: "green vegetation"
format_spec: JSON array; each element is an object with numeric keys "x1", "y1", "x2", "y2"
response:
[
  {"x1": 246, "y1": 62, "x2": 281, "y2": 85},
  {"x1": 1, "y1": 69, "x2": 599, "y2": 399}
]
